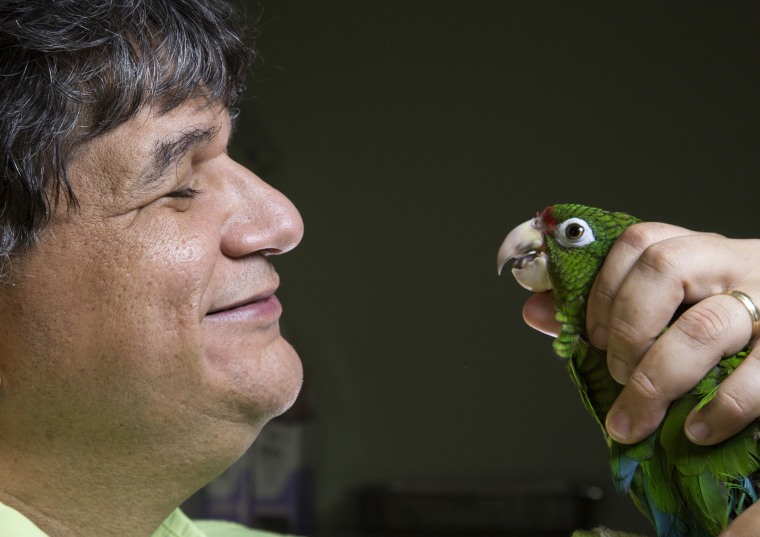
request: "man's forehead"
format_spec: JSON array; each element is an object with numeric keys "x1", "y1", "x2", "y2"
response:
[
  {"x1": 131, "y1": 102, "x2": 230, "y2": 146},
  {"x1": 78, "y1": 102, "x2": 231, "y2": 192}
]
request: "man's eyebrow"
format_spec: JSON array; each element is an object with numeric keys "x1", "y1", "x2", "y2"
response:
[{"x1": 141, "y1": 125, "x2": 222, "y2": 186}]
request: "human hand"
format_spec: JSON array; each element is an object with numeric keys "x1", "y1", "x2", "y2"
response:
[
  {"x1": 720, "y1": 499, "x2": 760, "y2": 536},
  {"x1": 522, "y1": 291, "x2": 561, "y2": 336},
  {"x1": 522, "y1": 222, "x2": 760, "y2": 448},
  {"x1": 585, "y1": 222, "x2": 760, "y2": 446}
]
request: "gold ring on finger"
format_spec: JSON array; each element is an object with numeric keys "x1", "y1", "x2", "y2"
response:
[{"x1": 724, "y1": 290, "x2": 760, "y2": 342}]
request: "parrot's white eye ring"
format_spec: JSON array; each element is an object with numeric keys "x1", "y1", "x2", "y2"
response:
[{"x1": 556, "y1": 217, "x2": 595, "y2": 248}]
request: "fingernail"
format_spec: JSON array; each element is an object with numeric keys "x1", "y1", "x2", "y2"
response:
[
  {"x1": 607, "y1": 409, "x2": 632, "y2": 441},
  {"x1": 686, "y1": 421, "x2": 712, "y2": 443},
  {"x1": 588, "y1": 325, "x2": 607, "y2": 349},
  {"x1": 607, "y1": 354, "x2": 630, "y2": 385}
]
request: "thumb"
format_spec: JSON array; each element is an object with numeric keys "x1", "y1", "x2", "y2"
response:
[{"x1": 523, "y1": 291, "x2": 560, "y2": 336}]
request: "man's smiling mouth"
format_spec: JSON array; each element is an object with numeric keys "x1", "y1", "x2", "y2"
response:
[{"x1": 204, "y1": 289, "x2": 282, "y2": 325}]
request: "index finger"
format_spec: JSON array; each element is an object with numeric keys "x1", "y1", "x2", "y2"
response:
[
  {"x1": 605, "y1": 292, "x2": 752, "y2": 443},
  {"x1": 586, "y1": 222, "x2": 700, "y2": 354}
]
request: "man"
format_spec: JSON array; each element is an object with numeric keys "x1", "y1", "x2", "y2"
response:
[
  {"x1": 523, "y1": 224, "x2": 760, "y2": 536},
  {"x1": 0, "y1": 1, "x2": 304, "y2": 535}
]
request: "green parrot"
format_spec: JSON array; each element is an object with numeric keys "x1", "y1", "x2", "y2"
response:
[{"x1": 496, "y1": 203, "x2": 760, "y2": 537}]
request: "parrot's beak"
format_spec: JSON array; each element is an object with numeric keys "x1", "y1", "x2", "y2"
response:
[{"x1": 496, "y1": 217, "x2": 552, "y2": 292}]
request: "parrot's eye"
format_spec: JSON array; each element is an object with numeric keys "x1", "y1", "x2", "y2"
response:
[
  {"x1": 556, "y1": 217, "x2": 596, "y2": 248},
  {"x1": 566, "y1": 223, "x2": 584, "y2": 239}
]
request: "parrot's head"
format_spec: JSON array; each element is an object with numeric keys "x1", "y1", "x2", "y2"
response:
[{"x1": 497, "y1": 204, "x2": 641, "y2": 308}]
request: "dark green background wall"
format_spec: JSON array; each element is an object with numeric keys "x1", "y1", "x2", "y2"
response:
[{"x1": 231, "y1": 1, "x2": 760, "y2": 533}]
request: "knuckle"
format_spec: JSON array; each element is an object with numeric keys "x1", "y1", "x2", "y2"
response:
[
  {"x1": 638, "y1": 240, "x2": 683, "y2": 278},
  {"x1": 627, "y1": 368, "x2": 663, "y2": 401},
  {"x1": 712, "y1": 353, "x2": 760, "y2": 422},
  {"x1": 607, "y1": 316, "x2": 642, "y2": 349},
  {"x1": 617, "y1": 223, "x2": 656, "y2": 252},
  {"x1": 590, "y1": 279, "x2": 616, "y2": 306},
  {"x1": 714, "y1": 387, "x2": 753, "y2": 422},
  {"x1": 675, "y1": 304, "x2": 731, "y2": 348}
]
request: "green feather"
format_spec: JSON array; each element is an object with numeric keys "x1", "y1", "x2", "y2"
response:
[{"x1": 681, "y1": 473, "x2": 728, "y2": 534}]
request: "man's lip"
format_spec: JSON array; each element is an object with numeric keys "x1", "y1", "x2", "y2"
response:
[
  {"x1": 206, "y1": 289, "x2": 278, "y2": 316},
  {"x1": 203, "y1": 294, "x2": 282, "y2": 325}
]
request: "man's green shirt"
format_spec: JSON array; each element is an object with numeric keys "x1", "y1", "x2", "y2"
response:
[{"x1": 0, "y1": 501, "x2": 289, "y2": 537}]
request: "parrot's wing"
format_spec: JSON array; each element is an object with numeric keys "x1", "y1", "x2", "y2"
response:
[{"x1": 651, "y1": 350, "x2": 760, "y2": 535}]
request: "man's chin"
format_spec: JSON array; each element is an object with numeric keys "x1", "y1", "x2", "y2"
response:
[{"x1": 238, "y1": 337, "x2": 303, "y2": 423}]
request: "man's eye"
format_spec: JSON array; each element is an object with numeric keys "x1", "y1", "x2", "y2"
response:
[{"x1": 165, "y1": 187, "x2": 201, "y2": 199}]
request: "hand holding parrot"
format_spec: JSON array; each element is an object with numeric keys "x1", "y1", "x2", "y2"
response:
[
  {"x1": 520, "y1": 221, "x2": 760, "y2": 448},
  {"x1": 584, "y1": 224, "x2": 760, "y2": 447},
  {"x1": 499, "y1": 204, "x2": 760, "y2": 536}
]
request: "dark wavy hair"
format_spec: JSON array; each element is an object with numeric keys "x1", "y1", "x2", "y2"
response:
[{"x1": 0, "y1": 0, "x2": 254, "y2": 262}]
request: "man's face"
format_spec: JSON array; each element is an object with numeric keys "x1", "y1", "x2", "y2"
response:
[{"x1": 0, "y1": 101, "x2": 304, "y2": 456}]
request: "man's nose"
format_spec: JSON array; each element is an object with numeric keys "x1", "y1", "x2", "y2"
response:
[{"x1": 220, "y1": 160, "x2": 304, "y2": 259}]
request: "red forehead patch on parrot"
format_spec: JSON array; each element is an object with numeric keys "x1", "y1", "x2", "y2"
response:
[{"x1": 540, "y1": 206, "x2": 558, "y2": 231}]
